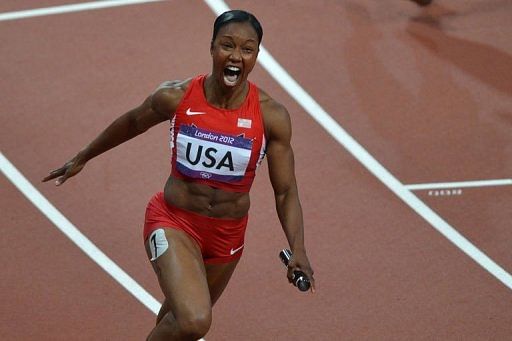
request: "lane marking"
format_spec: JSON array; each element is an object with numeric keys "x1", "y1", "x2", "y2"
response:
[
  {"x1": 428, "y1": 189, "x2": 463, "y2": 197},
  {"x1": 0, "y1": 152, "x2": 161, "y2": 314},
  {"x1": 203, "y1": 0, "x2": 512, "y2": 290},
  {"x1": 1, "y1": 154, "x2": 206, "y2": 340},
  {"x1": 405, "y1": 179, "x2": 512, "y2": 190},
  {"x1": 2, "y1": 0, "x2": 509, "y2": 330},
  {"x1": 0, "y1": 0, "x2": 165, "y2": 22}
]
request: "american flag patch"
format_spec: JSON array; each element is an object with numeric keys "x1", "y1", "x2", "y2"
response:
[{"x1": 237, "y1": 118, "x2": 252, "y2": 128}]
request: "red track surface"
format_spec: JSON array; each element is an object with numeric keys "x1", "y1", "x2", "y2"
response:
[{"x1": 1, "y1": 1, "x2": 511, "y2": 340}]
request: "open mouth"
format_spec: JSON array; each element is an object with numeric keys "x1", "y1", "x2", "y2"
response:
[{"x1": 223, "y1": 66, "x2": 241, "y2": 86}]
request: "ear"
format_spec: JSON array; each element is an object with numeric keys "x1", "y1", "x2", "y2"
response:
[{"x1": 210, "y1": 41, "x2": 214, "y2": 56}]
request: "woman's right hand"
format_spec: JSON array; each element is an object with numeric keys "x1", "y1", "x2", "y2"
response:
[{"x1": 42, "y1": 153, "x2": 87, "y2": 186}]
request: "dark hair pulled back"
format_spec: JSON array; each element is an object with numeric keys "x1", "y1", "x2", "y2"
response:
[{"x1": 211, "y1": 10, "x2": 263, "y2": 47}]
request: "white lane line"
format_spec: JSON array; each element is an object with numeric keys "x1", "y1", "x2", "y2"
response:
[
  {"x1": 0, "y1": 0, "x2": 165, "y2": 22},
  {"x1": 405, "y1": 179, "x2": 512, "y2": 190},
  {"x1": 203, "y1": 0, "x2": 512, "y2": 290},
  {"x1": 0, "y1": 152, "x2": 161, "y2": 314}
]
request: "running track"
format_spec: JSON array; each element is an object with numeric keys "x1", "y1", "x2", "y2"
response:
[{"x1": 1, "y1": 0, "x2": 512, "y2": 340}]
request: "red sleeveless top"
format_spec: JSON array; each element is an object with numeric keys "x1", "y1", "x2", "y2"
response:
[{"x1": 169, "y1": 75, "x2": 266, "y2": 193}]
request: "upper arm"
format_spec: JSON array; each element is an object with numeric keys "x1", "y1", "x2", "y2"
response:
[
  {"x1": 129, "y1": 79, "x2": 188, "y2": 133},
  {"x1": 262, "y1": 96, "x2": 297, "y2": 196}
]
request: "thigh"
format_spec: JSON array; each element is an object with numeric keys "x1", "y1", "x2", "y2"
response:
[
  {"x1": 145, "y1": 228, "x2": 211, "y2": 318},
  {"x1": 205, "y1": 259, "x2": 240, "y2": 306}
]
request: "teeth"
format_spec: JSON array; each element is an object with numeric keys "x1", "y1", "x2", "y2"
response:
[{"x1": 223, "y1": 66, "x2": 241, "y2": 86}]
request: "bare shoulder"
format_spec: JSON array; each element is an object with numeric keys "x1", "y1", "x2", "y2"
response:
[
  {"x1": 259, "y1": 88, "x2": 291, "y2": 139},
  {"x1": 151, "y1": 78, "x2": 192, "y2": 116}
]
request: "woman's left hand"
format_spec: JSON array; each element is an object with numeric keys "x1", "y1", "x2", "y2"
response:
[{"x1": 286, "y1": 249, "x2": 315, "y2": 293}]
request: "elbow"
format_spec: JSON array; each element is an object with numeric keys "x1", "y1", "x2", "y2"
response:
[
  {"x1": 126, "y1": 114, "x2": 147, "y2": 136},
  {"x1": 274, "y1": 186, "x2": 299, "y2": 206}
]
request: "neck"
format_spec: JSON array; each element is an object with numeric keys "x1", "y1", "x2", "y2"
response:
[{"x1": 204, "y1": 75, "x2": 248, "y2": 109}]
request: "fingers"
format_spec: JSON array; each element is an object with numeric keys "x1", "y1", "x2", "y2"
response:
[
  {"x1": 54, "y1": 165, "x2": 76, "y2": 186},
  {"x1": 287, "y1": 257, "x2": 316, "y2": 293},
  {"x1": 55, "y1": 173, "x2": 69, "y2": 186},
  {"x1": 308, "y1": 273, "x2": 316, "y2": 293},
  {"x1": 286, "y1": 264, "x2": 295, "y2": 282},
  {"x1": 299, "y1": 267, "x2": 316, "y2": 293},
  {"x1": 42, "y1": 160, "x2": 81, "y2": 185},
  {"x1": 42, "y1": 167, "x2": 66, "y2": 182}
]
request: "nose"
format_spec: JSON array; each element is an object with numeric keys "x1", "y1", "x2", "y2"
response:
[{"x1": 229, "y1": 47, "x2": 242, "y2": 62}]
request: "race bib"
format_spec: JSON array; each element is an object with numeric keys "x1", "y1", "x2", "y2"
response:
[{"x1": 176, "y1": 125, "x2": 253, "y2": 182}]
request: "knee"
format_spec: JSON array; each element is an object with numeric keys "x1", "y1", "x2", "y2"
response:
[{"x1": 175, "y1": 310, "x2": 212, "y2": 339}]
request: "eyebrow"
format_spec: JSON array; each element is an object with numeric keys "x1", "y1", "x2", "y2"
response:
[{"x1": 219, "y1": 34, "x2": 258, "y2": 43}]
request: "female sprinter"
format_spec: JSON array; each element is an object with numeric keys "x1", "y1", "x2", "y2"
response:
[{"x1": 43, "y1": 10, "x2": 315, "y2": 341}]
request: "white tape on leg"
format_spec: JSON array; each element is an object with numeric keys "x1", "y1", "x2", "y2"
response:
[{"x1": 149, "y1": 229, "x2": 169, "y2": 261}]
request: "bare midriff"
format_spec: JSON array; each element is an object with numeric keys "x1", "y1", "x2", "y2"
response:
[{"x1": 163, "y1": 176, "x2": 250, "y2": 219}]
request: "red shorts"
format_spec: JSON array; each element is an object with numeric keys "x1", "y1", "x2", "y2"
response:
[{"x1": 143, "y1": 192, "x2": 248, "y2": 264}]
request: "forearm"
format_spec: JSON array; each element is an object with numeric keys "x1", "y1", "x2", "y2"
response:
[
  {"x1": 78, "y1": 110, "x2": 142, "y2": 163},
  {"x1": 44, "y1": 90, "x2": 173, "y2": 186},
  {"x1": 275, "y1": 188, "x2": 306, "y2": 253}
]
